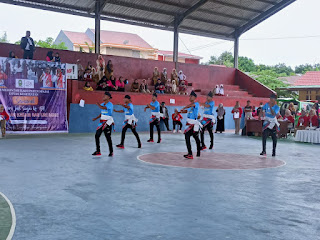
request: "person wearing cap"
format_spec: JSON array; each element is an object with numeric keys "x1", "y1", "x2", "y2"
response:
[
  {"x1": 92, "y1": 92, "x2": 114, "y2": 157},
  {"x1": 144, "y1": 93, "x2": 162, "y2": 143},
  {"x1": 160, "y1": 102, "x2": 171, "y2": 131},
  {"x1": 114, "y1": 95, "x2": 141, "y2": 149},
  {"x1": 259, "y1": 93, "x2": 280, "y2": 157},
  {"x1": 200, "y1": 91, "x2": 215, "y2": 150},
  {"x1": 179, "y1": 91, "x2": 202, "y2": 159}
]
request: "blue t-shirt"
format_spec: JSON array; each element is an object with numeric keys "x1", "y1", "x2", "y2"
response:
[
  {"x1": 204, "y1": 101, "x2": 215, "y2": 115},
  {"x1": 187, "y1": 102, "x2": 199, "y2": 120},
  {"x1": 101, "y1": 102, "x2": 113, "y2": 116},
  {"x1": 124, "y1": 103, "x2": 134, "y2": 115},
  {"x1": 262, "y1": 103, "x2": 279, "y2": 118},
  {"x1": 150, "y1": 101, "x2": 160, "y2": 112}
]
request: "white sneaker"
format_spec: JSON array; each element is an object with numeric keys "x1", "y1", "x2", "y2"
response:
[
  {"x1": 173, "y1": 130, "x2": 176, "y2": 133},
  {"x1": 178, "y1": 130, "x2": 182, "y2": 133}
]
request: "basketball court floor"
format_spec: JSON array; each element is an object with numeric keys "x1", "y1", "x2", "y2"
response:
[{"x1": 0, "y1": 132, "x2": 319, "y2": 240}]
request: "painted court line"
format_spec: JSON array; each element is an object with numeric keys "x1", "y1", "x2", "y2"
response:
[
  {"x1": 137, "y1": 152, "x2": 286, "y2": 171},
  {"x1": 0, "y1": 192, "x2": 16, "y2": 240}
]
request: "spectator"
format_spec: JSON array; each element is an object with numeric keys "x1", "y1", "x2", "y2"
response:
[
  {"x1": 231, "y1": 101, "x2": 242, "y2": 135},
  {"x1": 244, "y1": 100, "x2": 253, "y2": 120},
  {"x1": 295, "y1": 109, "x2": 309, "y2": 135},
  {"x1": 214, "y1": 85, "x2": 220, "y2": 95},
  {"x1": 76, "y1": 59, "x2": 84, "y2": 80},
  {"x1": 216, "y1": 103, "x2": 225, "y2": 133},
  {"x1": 283, "y1": 109, "x2": 295, "y2": 130},
  {"x1": 165, "y1": 79, "x2": 172, "y2": 93},
  {"x1": 309, "y1": 109, "x2": 319, "y2": 127},
  {"x1": 131, "y1": 79, "x2": 140, "y2": 92},
  {"x1": 161, "y1": 68, "x2": 168, "y2": 84},
  {"x1": 160, "y1": 102, "x2": 171, "y2": 131},
  {"x1": 171, "y1": 80, "x2": 177, "y2": 94},
  {"x1": 20, "y1": 30, "x2": 35, "y2": 59},
  {"x1": 54, "y1": 52, "x2": 61, "y2": 62},
  {"x1": 83, "y1": 68, "x2": 93, "y2": 82},
  {"x1": 0, "y1": 65, "x2": 8, "y2": 87},
  {"x1": 46, "y1": 51, "x2": 54, "y2": 62},
  {"x1": 9, "y1": 51, "x2": 17, "y2": 59},
  {"x1": 171, "y1": 69, "x2": 179, "y2": 86},
  {"x1": 139, "y1": 79, "x2": 151, "y2": 94},
  {"x1": 97, "y1": 76, "x2": 107, "y2": 91},
  {"x1": 152, "y1": 67, "x2": 160, "y2": 85},
  {"x1": 172, "y1": 108, "x2": 183, "y2": 133},
  {"x1": 178, "y1": 80, "x2": 187, "y2": 95},
  {"x1": 155, "y1": 79, "x2": 165, "y2": 94},
  {"x1": 116, "y1": 77, "x2": 125, "y2": 92},
  {"x1": 219, "y1": 84, "x2": 224, "y2": 96},
  {"x1": 107, "y1": 76, "x2": 117, "y2": 91},
  {"x1": 257, "y1": 102, "x2": 264, "y2": 116},
  {"x1": 178, "y1": 70, "x2": 186, "y2": 83},
  {"x1": 83, "y1": 82, "x2": 93, "y2": 91},
  {"x1": 96, "y1": 55, "x2": 106, "y2": 80},
  {"x1": 252, "y1": 106, "x2": 257, "y2": 117},
  {"x1": 0, "y1": 104, "x2": 9, "y2": 138},
  {"x1": 105, "y1": 60, "x2": 114, "y2": 80},
  {"x1": 288, "y1": 102, "x2": 296, "y2": 116}
]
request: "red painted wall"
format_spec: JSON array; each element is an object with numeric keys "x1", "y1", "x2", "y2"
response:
[
  {"x1": 185, "y1": 58, "x2": 200, "y2": 64},
  {"x1": 235, "y1": 70, "x2": 275, "y2": 98}
]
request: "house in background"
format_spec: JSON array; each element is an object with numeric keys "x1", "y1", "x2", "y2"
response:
[
  {"x1": 54, "y1": 28, "x2": 202, "y2": 64},
  {"x1": 285, "y1": 71, "x2": 320, "y2": 101}
]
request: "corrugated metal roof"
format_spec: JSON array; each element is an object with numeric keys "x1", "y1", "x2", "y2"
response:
[{"x1": 2, "y1": 0, "x2": 296, "y2": 40}]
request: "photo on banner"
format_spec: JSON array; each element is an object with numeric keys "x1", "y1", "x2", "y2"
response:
[{"x1": 0, "y1": 57, "x2": 68, "y2": 133}]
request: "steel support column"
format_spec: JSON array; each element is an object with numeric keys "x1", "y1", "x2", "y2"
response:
[
  {"x1": 94, "y1": 0, "x2": 101, "y2": 54},
  {"x1": 173, "y1": 22, "x2": 179, "y2": 69},
  {"x1": 234, "y1": 36, "x2": 239, "y2": 69}
]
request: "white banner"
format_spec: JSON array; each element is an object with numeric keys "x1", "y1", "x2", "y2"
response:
[{"x1": 66, "y1": 64, "x2": 78, "y2": 80}]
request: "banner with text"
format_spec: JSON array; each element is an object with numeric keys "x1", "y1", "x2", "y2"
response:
[{"x1": 0, "y1": 57, "x2": 68, "y2": 133}]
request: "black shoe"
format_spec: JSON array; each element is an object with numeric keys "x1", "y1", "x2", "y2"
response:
[
  {"x1": 92, "y1": 151, "x2": 101, "y2": 156},
  {"x1": 116, "y1": 144, "x2": 124, "y2": 149},
  {"x1": 196, "y1": 152, "x2": 201, "y2": 157},
  {"x1": 157, "y1": 139, "x2": 161, "y2": 143},
  {"x1": 147, "y1": 139, "x2": 154, "y2": 143},
  {"x1": 108, "y1": 152, "x2": 113, "y2": 157},
  {"x1": 138, "y1": 143, "x2": 142, "y2": 148},
  {"x1": 260, "y1": 151, "x2": 266, "y2": 156},
  {"x1": 209, "y1": 145, "x2": 213, "y2": 150},
  {"x1": 183, "y1": 154, "x2": 193, "y2": 159},
  {"x1": 272, "y1": 151, "x2": 276, "y2": 157},
  {"x1": 201, "y1": 145, "x2": 207, "y2": 150}
]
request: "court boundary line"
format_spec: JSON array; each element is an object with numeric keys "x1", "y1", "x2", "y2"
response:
[
  {"x1": 0, "y1": 192, "x2": 16, "y2": 240},
  {"x1": 137, "y1": 152, "x2": 286, "y2": 171}
]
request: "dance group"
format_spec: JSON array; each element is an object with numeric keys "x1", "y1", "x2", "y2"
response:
[
  {"x1": 92, "y1": 90, "x2": 215, "y2": 159},
  {"x1": 91, "y1": 90, "x2": 280, "y2": 159}
]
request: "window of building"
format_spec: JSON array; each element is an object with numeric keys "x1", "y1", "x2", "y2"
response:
[
  {"x1": 132, "y1": 50, "x2": 140, "y2": 58},
  {"x1": 306, "y1": 90, "x2": 312, "y2": 100}
]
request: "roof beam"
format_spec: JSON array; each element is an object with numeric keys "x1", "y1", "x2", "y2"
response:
[
  {"x1": 231, "y1": 0, "x2": 296, "y2": 37},
  {"x1": 209, "y1": 0, "x2": 263, "y2": 14},
  {"x1": 176, "y1": 0, "x2": 209, "y2": 26},
  {"x1": 88, "y1": 0, "x2": 109, "y2": 14},
  {"x1": 148, "y1": 0, "x2": 251, "y2": 21}
]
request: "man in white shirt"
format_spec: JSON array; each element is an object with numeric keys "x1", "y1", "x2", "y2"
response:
[{"x1": 20, "y1": 31, "x2": 35, "y2": 59}]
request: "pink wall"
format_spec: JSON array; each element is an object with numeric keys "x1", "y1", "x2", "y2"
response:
[
  {"x1": 235, "y1": 70, "x2": 275, "y2": 98},
  {"x1": 185, "y1": 58, "x2": 200, "y2": 64}
]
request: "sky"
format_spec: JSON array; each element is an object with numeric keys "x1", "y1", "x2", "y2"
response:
[{"x1": 0, "y1": 0, "x2": 319, "y2": 68}]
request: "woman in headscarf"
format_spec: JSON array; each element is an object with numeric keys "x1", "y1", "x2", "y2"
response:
[
  {"x1": 152, "y1": 67, "x2": 160, "y2": 85},
  {"x1": 161, "y1": 68, "x2": 168, "y2": 84},
  {"x1": 105, "y1": 60, "x2": 114, "y2": 80},
  {"x1": 46, "y1": 51, "x2": 54, "y2": 62},
  {"x1": 216, "y1": 103, "x2": 225, "y2": 133},
  {"x1": 231, "y1": 101, "x2": 242, "y2": 134},
  {"x1": 96, "y1": 55, "x2": 106, "y2": 80},
  {"x1": 171, "y1": 68, "x2": 179, "y2": 86},
  {"x1": 178, "y1": 70, "x2": 186, "y2": 84}
]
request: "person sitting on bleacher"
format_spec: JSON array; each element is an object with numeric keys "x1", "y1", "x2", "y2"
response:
[
  {"x1": 155, "y1": 79, "x2": 165, "y2": 94},
  {"x1": 140, "y1": 79, "x2": 151, "y2": 94},
  {"x1": 83, "y1": 82, "x2": 93, "y2": 91},
  {"x1": 178, "y1": 70, "x2": 186, "y2": 84},
  {"x1": 161, "y1": 68, "x2": 168, "y2": 84},
  {"x1": 179, "y1": 80, "x2": 187, "y2": 95},
  {"x1": 83, "y1": 68, "x2": 93, "y2": 82},
  {"x1": 214, "y1": 85, "x2": 220, "y2": 95},
  {"x1": 107, "y1": 76, "x2": 117, "y2": 91},
  {"x1": 171, "y1": 69, "x2": 179, "y2": 86},
  {"x1": 219, "y1": 84, "x2": 224, "y2": 96},
  {"x1": 165, "y1": 79, "x2": 172, "y2": 93},
  {"x1": 96, "y1": 76, "x2": 108, "y2": 91},
  {"x1": 116, "y1": 77, "x2": 125, "y2": 92},
  {"x1": 131, "y1": 79, "x2": 140, "y2": 93},
  {"x1": 152, "y1": 67, "x2": 160, "y2": 85}
]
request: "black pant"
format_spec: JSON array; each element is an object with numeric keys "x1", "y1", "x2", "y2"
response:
[
  {"x1": 95, "y1": 125, "x2": 113, "y2": 154},
  {"x1": 161, "y1": 118, "x2": 170, "y2": 130},
  {"x1": 200, "y1": 123, "x2": 214, "y2": 148},
  {"x1": 121, "y1": 124, "x2": 141, "y2": 146},
  {"x1": 23, "y1": 50, "x2": 33, "y2": 59},
  {"x1": 173, "y1": 120, "x2": 182, "y2": 130},
  {"x1": 150, "y1": 119, "x2": 161, "y2": 140},
  {"x1": 185, "y1": 129, "x2": 201, "y2": 155},
  {"x1": 262, "y1": 128, "x2": 277, "y2": 153}
]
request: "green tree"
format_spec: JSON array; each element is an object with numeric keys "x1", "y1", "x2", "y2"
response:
[
  {"x1": 238, "y1": 56, "x2": 256, "y2": 72},
  {"x1": 84, "y1": 41, "x2": 94, "y2": 53},
  {"x1": 0, "y1": 32, "x2": 8, "y2": 43},
  {"x1": 36, "y1": 37, "x2": 68, "y2": 50},
  {"x1": 295, "y1": 64, "x2": 317, "y2": 74}
]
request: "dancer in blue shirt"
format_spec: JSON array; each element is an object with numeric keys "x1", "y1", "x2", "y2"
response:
[
  {"x1": 200, "y1": 91, "x2": 215, "y2": 150},
  {"x1": 92, "y1": 91, "x2": 114, "y2": 157},
  {"x1": 144, "y1": 93, "x2": 161, "y2": 143},
  {"x1": 180, "y1": 91, "x2": 201, "y2": 159},
  {"x1": 114, "y1": 95, "x2": 141, "y2": 149}
]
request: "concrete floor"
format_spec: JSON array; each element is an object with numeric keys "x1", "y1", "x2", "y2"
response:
[{"x1": 0, "y1": 132, "x2": 319, "y2": 240}]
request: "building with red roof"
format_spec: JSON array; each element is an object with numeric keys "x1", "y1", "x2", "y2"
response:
[{"x1": 285, "y1": 71, "x2": 320, "y2": 101}]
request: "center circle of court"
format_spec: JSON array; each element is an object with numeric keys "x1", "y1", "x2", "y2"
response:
[{"x1": 138, "y1": 152, "x2": 285, "y2": 170}]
